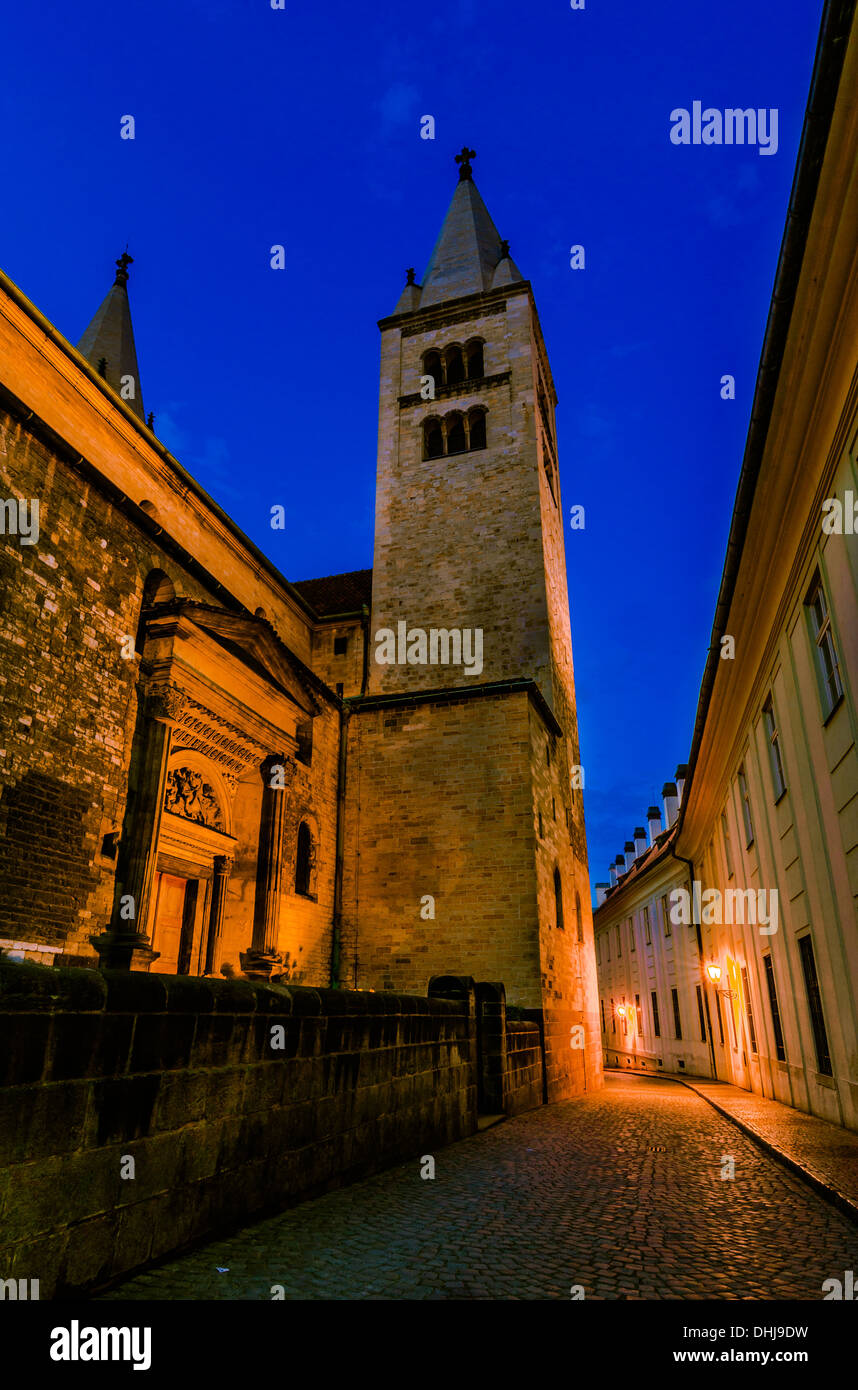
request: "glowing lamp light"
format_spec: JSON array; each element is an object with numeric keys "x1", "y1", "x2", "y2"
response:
[
  {"x1": 706, "y1": 964, "x2": 723, "y2": 983},
  {"x1": 616, "y1": 1004, "x2": 627, "y2": 1018}
]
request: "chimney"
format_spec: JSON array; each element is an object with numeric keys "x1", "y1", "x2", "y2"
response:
[
  {"x1": 647, "y1": 805, "x2": 662, "y2": 844},
  {"x1": 595, "y1": 882, "x2": 610, "y2": 906},
  {"x1": 609, "y1": 863, "x2": 618, "y2": 888},
  {"x1": 663, "y1": 782, "x2": 679, "y2": 829},
  {"x1": 615, "y1": 854, "x2": 626, "y2": 882},
  {"x1": 633, "y1": 826, "x2": 648, "y2": 859},
  {"x1": 624, "y1": 840, "x2": 635, "y2": 873},
  {"x1": 675, "y1": 763, "x2": 688, "y2": 806}
]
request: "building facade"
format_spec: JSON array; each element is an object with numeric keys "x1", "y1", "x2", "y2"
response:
[
  {"x1": 594, "y1": 6, "x2": 858, "y2": 1131},
  {"x1": 0, "y1": 151, "x2": 601, "y2": 1100}
]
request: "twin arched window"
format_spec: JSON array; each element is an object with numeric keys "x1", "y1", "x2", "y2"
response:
[
  {"x1": 423, "y1": 407, "x2": 487, "y2": 460},
  {"x1": 422, "y1": 339, "x2": 484, "y2": 392}
]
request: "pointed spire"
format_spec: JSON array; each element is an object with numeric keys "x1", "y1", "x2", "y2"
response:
[
  {"x1": 77, "y1": 251, "x2": 145, "y2": 420},
  {"x1": 417, "y1": 148, "x2": 521, "y2": 308}
]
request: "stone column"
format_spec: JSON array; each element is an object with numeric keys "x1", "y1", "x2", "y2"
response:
[
  {"x1": 241, "y1": 754, "x2": 295, "y2": 981},
  {"x1": 91, "y1": 681, "x2": 186, "y2": 971},
  {"x1": 205, "y1": 853, "x2": 234, "y2": 975}
]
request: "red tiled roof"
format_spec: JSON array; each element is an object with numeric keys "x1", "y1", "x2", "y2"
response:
[{"x1": 292, "y1": 569, "x2": 372, "y2": 616}]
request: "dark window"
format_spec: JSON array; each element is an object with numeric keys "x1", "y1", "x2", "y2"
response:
[
  {"x1": 465, "y1": 340, "x2": 484, "y2": 378},
  {"x1": 714, "y1": 991, "x2": 725, "y2": 1046},
  {"x1": 423, "y1": 350, "x2": 443, "y2": 391},
  {"x1": 333, "y1": 636, "x2": 348, "y2": 656},
  {"x1": 445, "y1": 347, "x2": 465, "y2": 385},
  {"x1": 295, "y1": 822, "x2": 313, "y2": 896},
  {"x1": 424, "y1": 418, "x2": 443, "y2": 459},
  {"x1": 763, "y1": 955, "x2": 786, "y2": 1061},
  {"x1": 806, "y1": 575, "x2": 843, "y2": 717},
  {"x1": 651, "y1": 991, "x2": 661, "y2": 1039},
  {"x1": 554, "y1": 868, "x2": 564, "y2": 931},
  {"x1": 721, "y1": 810, "x2": 735, "y2": 877},
  {"x1": 696, "y1": 985, "x2": 707, "y2": 1042},
  {"x1": 447, "y1": 413, "x2": 466, "y2": 454},
  {"x1": 600, "y1": 998, "x2": 606, "y2": 1032},
  {"x1": 738, "y1": 765, "x2": 754, "y2": 847},
  {"x1": 798, "y1": 935, "x2": 832, "y2": 1075},
  {"x1": 628, "y1": 915, "x2": 635, "y2": 952},
  {"x1": 741, "y1": 966, "x2": 758, "y2": 1054},
  {"x1": 468, "y1": 408, "x2": 487, "y2": 450},
  {"x1": 575, "y1": 891, "x2": 583, "y2": 943},
  {"x1": 635, "y1": 992, "x2": 643, "y2": 1038},
  {"x1": 644, "y1": 905, "x2": 651, "y2": 944},
  {"x1": 671, "y1": 988, "x2": 682, "y2": 1040},
  {"x1": 661, "y1": 893, "x2": 671, "y2": 937},
  {"x1": 611, "y1": 997, "x2": 616, "y2": 1034},
  {"x1": 762, "y1": 698, "x2": 787, "y2": 800}
]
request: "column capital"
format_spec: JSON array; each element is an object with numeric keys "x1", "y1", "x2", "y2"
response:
[
  {"x1": 260, "y1": 753, "x2": 296, "y2": 790},
  {"x1": 147, "y1": 681, "x2": 187, "y2": 725}
]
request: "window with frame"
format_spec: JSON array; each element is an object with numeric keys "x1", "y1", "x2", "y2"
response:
[
  {"x1": 738, "y1": 765, "x2": 754, "y2": 847},
  {"x1": 696, "y1": 985, "x2": 707, "y2": 1042},
  {"x1": 741, "y1": 966, "x2": 758, "y2": 1053},
  {"x1": 661, "y1": 894, "x2": 671, "y2": 938},
  {"x1": 805, "y1": 574, "x2": 843, "y2": 718},
  {"x1": 611, "y1": 997, "x2": 616, "y2": 1034},
  {"x1": 671, "y1": 987, "x2": 682, "y2": 1040},
  {"x1": 721, "y1": 810, "x2": 735, "y2": 878},
  {"x1": 615, "y1": 924, "x2": 622, "y2": 957},
  {"x1": 600, "y1": 998, "x2": 606, "y2": 1033},
  {"x1": 628, "y1": 916, "x2": 635, "y2": 952},
  {"x1": 762, "y1": 697, "x2": 787, "y2": 800},
  {"x1": 635, "y1": 993, "x2": 643, "y2": 1038},
  {"x1": 763, "y1": 955, "x2": 786, "y2": 1061},
  {"x1": 643, "y1": 904, "x2": 651, "y2": 945},
  {"x1": 576, "y1": 892, "x2": 584, "y2": 943},
  {"x1": 798, "y1": 934, "x2": 832, "y2": 1076},
  {"x1": 651, "y1": 990, "x2": 661, "y2": 1038}
]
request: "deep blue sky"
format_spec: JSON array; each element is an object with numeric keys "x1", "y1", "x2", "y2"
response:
[{"x1": 1, "y1": 0, "x2": 824, "y2": 892}]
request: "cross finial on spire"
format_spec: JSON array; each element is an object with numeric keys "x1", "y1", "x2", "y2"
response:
[
  {"x1": 114, "y1": 250, "x2": 133, "y2": 286},
  {"x1": 500, "y1": 239, "x2": 510, "y2": 258},
  {"x1": 455, "y1": 146, "x2": 476, "y2": 181},
  {"x1": 406, "y1": 267, "x2": 416, "y2": 285}
]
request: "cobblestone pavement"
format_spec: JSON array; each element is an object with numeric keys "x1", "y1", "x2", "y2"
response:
[
  {"x1": 102, "y1": 1073, "x2": 858, "y2": 1300},
  {"x1": 677, "y1": 1076, "x2": 858, "y2": 1219}
]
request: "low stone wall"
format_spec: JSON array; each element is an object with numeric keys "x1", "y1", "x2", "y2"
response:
[
  {"x1": 0, "y1": 959, "x2": 478, "y2": 1298},
  {"x1": 505, "y1": 1020, "x2": 544, "y2": 1116}
]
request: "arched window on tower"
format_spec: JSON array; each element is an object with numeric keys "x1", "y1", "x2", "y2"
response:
[
  {"x1": 554, "y1": 868, "x2": 565, "y2": 931},
  {"x1": 575, "y1": 891, "x2": 584, "y2": 942},
  {"x1": 465, "y1": 339, "x2": 484, "y2": 379},
  {"x1": 295, "y1": 821, "x2": 314, "y2": 896},
  {"x1": 445, "y1": 346, "x2": 465, "y2": 386},
  {"x1": 423, "y1": 350, "x2": 444, "y2": 392},
  {"x1": 423, "y1": 417, "x2": 444, "y2": 460},
  {"x1": 467, "y1": 407, "x2": 487, "y2": 451},
  {"x1": 446, "y1": 412, "x2": 466, "y2": 455}
]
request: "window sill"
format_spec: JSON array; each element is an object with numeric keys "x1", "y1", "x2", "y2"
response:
[{"x1": 822, "y1": 694, "x2": 844, "y2": 727}]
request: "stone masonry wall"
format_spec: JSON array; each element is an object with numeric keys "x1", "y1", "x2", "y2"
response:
[{"x1": 0, "y1": 959, "x2": 478, "y2": 1298}]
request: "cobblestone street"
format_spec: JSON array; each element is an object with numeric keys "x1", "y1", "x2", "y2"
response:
[{"x1": 102, "y1": 1074, "x2": 858, "y2": 1301}]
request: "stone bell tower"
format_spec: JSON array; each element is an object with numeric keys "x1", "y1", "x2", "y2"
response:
[{"x1": 344, "y1": 149, "x2": 602, "y2": 1102}]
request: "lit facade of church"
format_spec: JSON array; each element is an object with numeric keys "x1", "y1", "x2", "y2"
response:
[{"x1": 0, "y1": 149, "x2": 601, "y2": 1102}]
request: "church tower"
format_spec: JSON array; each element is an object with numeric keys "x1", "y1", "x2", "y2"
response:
[{"x1": 343, "y1": 149, "x2": 602, "y2": 1102}]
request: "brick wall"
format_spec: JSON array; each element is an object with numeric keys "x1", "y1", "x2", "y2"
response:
[{"x1": 0, "y1": 958, "x2": 479, "y2": 1298}]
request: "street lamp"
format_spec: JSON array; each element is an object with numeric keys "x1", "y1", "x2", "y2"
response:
[{"x1": 706, "y1": 962, "x2": 737, "y2": 999}]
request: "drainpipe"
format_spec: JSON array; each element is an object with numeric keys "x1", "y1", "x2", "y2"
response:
[
  {"x1": 330, "y1": 701, "x2": 350, "y2": 989},
  {"x1": 671, "y1": 842, "x2": 718, "y2": 1081},
  {"x1": 360, "y1": 603, "x2": 370, "y2": 696}
]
